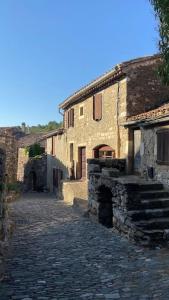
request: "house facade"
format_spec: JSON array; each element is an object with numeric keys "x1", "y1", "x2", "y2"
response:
[
  {"x1": 125, "y1": 102, "x2": 169, "y2": 188},
  {"x1": 47, "y1": 54, "x2": 169, "y2": 201}
]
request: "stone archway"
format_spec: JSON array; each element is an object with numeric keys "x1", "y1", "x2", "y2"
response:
[
  {"x1": 93, "y1": 144, "x2": 115, "y2": 159},
  {"x1": 97, "y1": 185, "x2": 113, "y2": 228}
]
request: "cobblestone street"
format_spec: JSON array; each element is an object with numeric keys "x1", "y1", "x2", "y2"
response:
[{"x1": 1, "y1": 194, "x2": 169, "y2": 299}]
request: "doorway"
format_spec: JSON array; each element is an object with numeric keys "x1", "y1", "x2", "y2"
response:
[
  {"x1": 78, "y1": 147, "x2": 86, "y2": 179},
  {"x1": 134, "y1": 129, "x2": 141, "y2": 174}
]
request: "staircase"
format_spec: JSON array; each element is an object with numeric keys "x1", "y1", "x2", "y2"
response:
[{"x1": 128, "y1": 182, "x2": 169, "y2": 245}]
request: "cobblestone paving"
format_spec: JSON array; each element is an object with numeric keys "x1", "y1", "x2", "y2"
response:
[{"x1": 1, "y1": 193, "x2": 169, "y2": 299}]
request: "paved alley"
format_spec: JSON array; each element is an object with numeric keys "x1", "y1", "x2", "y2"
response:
[{"x1": 1, "y1": 193, "x2": 169, "y2": 300}]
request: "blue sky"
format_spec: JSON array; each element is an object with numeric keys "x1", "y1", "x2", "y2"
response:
[{"x1": 0, "y1": 0, "x2": 158, "y2": 126}]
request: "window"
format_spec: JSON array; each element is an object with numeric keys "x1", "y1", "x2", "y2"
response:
[
  {"x1": 93, "y1": 94, "x2": 102, "y2": 121},
  {"x1": 157, "y1": 129, "x2": 169, "y2": 164},
  {"x1": 68, "y1": 108, "x2": 74, "y2": 128},
  {"x1": 79, "y1": 106, "x2": 84, "y2": 117}
]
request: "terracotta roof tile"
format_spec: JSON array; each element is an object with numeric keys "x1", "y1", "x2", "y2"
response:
[{"x1": 127, "y1": 102, "x2": 169, "y2": 123}]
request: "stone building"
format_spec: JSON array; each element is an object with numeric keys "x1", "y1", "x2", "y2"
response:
[
  {"x1": 17, "y1": 134, "x2": 47, "y2": 191},
  {"x1": 125, "y1": 102, "x2": 169, "y2": 187},
  {"x1": 46, "y1": 54, "x2": 169, "y2": 202}
]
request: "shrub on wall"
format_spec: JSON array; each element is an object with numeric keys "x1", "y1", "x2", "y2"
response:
[{"x1": 25, "y1": 143, "x2": 45, "y2": 158}]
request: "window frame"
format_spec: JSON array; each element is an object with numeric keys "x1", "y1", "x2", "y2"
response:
[
  {"x1": 79, "y1": 105, "x2": 84, "y2": 118},
  {"x1": 157, "y1": 128, "x2": 169, "y2": 165}
]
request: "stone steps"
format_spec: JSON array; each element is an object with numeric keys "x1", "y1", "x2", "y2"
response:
[
  {"x1": 135, "y1": 218, "x2": 169, "y2": 230},
  {"x1": 138, "y1": 183, "x2": 163, "y2": 191},
  {"x1": 140, "y1": 198, "x2": 169, "y2": 209},
  {"x1": 130, "y1": 182, "x2": 169, "y2": 244},
  {"x1": 140, "y1": 190, "x2": 169, "y2": 199},
  {"x1": 129, "y1": 207, "x2": 169, "y2": 221},
  {"x1": 143, "y1": 229, "x2": 165, "y2": 241}
]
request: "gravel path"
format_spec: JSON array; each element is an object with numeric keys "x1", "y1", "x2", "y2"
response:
[{"x1": 1, "y1": 193, "x2": 169, "y2": 299}]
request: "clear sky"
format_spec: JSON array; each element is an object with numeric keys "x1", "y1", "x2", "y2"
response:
[{"x1": 0, "y1": 0, "x2": 158, "y2": 126}]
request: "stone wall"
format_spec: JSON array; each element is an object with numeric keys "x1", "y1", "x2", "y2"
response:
[
  {"x1": 0, "y1": 147, "x2": 7, "y2": 278},
  {"x1": 126, "y1": 59, "x2": 169, "y2": 117},
  {"x1": 87, "y1": 158, "x2": 153, "y2": 243},
  {"x1": 17, "y1": 148, "x2": 29, "y2": 182},
  {"x1": 23, "y1": 154, "x2": 47, "y2": 192},
  {"x1": 139, "y1": 125, "x2": 169, "y2": 188},
  {"x1": 62, "y1": 179, "x2": 88, "y2": 205},
  {"x1": 0, "y1": 134, "x2": 18, "y2": 184}
]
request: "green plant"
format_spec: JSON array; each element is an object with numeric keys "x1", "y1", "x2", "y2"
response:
[
  {"x1": 150, "y1": 0, "x2": 169, "y2": 84},
  {"x1": 25, "y1": 143, "x2": 45, "y2": 158}
]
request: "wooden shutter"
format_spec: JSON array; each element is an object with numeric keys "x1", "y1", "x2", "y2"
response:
[
  {"x1": 67, "y1": 109, "x2": 74, "y2": 127},
  {"x1": 64, "y1": 111, "x2": 68, "y2": 129},
  {"x1": 93, "y1": 94, "x2": 102, "y2": 121},
  {"x1": 157, "y1": 130, "x2": 169, "y2": 164},
  {"x1": 67, "y1": 110, "x2": 70, "y2": 128},
  {"x1": 71, "y1": 108, "x2": 74, "y2": 127}
]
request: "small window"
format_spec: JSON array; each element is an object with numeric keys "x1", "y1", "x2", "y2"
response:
[
  {"x1": 93, "y1": 94, "x2": 102, "y2": 121},
  {"x1": 79, "y1": 106, "x2": 84, "y2": 117},
  {"x1": 157, "y1": 129, "x2": 169, "y2": 165}
]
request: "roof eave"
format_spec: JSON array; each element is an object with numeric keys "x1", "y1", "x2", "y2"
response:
[
  {"x1": 124, "y1": 114, "x2": 169, "y2": 128},
  {"x1": 59, "y1": 67, "x2": 124, "y2": 110}
]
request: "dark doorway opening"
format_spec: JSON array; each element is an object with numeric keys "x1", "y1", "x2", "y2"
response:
[
  {"x1": 30, "y1": 171, "x2": 37, "y2": 191},
  {"x1": 98, "y1": 185, "x2": 113, "y2": 228}
]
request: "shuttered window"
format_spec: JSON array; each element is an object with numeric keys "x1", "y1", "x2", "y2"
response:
[
  {"x1": 68, "y1": 108, "x2": 74, "y2": 128},
  {"x1": 93, "y1": 94, "x2": 102, "y2": 121},
  {"x1": 157, "y1": 129, "x2": 169, "y2": 164}
]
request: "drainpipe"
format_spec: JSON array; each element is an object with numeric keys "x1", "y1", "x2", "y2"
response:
[
  {"x1": 116, "y1": 82, "x2": 120, "y2": 158},
  {"x1": 59, "y1": 107, "x2": 64, "y2": 116}
]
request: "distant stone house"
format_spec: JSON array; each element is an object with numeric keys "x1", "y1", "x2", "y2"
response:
[
  {"x1": 125, "y1": 102, "x2": 169, "y2": 187},
  {"x1": 17, "y1": 133, "x2": 47, "y2": 191},
  {"x1": 47, "y1": 54, "x2": 169, "y2": 202}
]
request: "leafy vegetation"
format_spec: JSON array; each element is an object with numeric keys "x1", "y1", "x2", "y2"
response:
[
  {"x1": 29, "y1": 121, "x2": 63, "y2": 134},
  {"x1": 0, "y1": 182, "x2": 21, "y2": 192},
  {"x1": 150, "y1": 0, "x2": 169, "y2": 84},
  {"x1": 25, "y1": 143, "x2": 45, "y2": 158}
]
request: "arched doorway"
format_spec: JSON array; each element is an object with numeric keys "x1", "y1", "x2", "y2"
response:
[
  {"x1": 93, "y1": 144, "x2": 115, "y2": 159},
  {"x1": 97, "y1": 185, "x2": 113, "y2": 228}
]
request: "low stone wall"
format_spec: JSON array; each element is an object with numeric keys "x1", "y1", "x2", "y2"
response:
[
  {"x1": 62, "y1": 180, "x2": 88, "y2": 205},
  {"x1": 88, "y1": 158, "x2": 149, "y2": 243}
]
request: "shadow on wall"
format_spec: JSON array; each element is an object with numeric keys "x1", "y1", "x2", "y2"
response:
[{"x1": 23, "y1": 154, "x2": 47, "y2": 192}]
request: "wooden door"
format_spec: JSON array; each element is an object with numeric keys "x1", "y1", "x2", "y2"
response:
[{"x1": 78, "y1": 147, "x2": 86, "y2": 179}]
